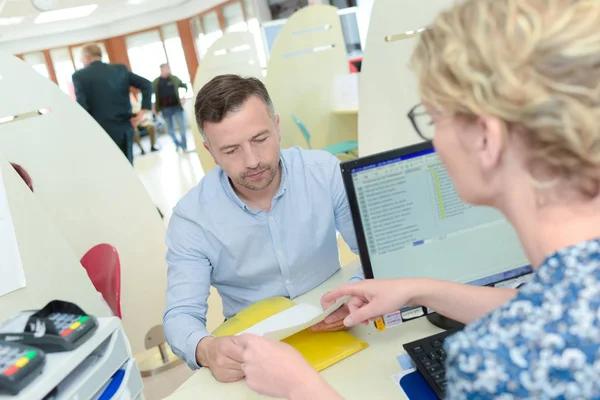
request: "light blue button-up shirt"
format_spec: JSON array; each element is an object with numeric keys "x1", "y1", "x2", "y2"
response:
[{"x1": 164, "y1": 147, "x2": 363, "y2": 369}]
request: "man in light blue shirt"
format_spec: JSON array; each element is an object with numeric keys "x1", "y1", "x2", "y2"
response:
[{"x1": 164, "y1": 75, "x2": 362, "y2": 382}]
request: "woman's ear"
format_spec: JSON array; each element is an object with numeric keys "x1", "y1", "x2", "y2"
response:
[{"x1": 475, "y1": 116, "x2": 506, "y2": 171}]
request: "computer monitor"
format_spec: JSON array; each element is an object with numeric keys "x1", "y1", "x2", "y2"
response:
[{"x1": 340, "y1": 142, "x2": 532, "y2": 327}]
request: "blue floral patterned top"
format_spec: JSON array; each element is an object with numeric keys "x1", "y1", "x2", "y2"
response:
[{"x1": 444, "y1": 238, "x2": 600, "y2": 399}]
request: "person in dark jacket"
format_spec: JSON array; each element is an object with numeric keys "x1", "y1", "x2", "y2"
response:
[
  {"x1": 153, "y1": 64, "x2": 189, "y2": 152},
  {"x1": 72, "y1": 44, "x2": 152, "y2": 164}
]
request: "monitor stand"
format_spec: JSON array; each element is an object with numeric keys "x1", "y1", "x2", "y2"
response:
[{"x1": 426, "y1": 312, "x2": 465, "y2": 331}]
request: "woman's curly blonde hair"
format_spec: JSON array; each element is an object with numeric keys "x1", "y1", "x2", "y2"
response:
[{"x1": 412, "y1": 0, "x2": 600, "y2": 197}]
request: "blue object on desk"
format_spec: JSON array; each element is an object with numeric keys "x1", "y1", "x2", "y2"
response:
[
  {"x1": 99, "y1": 369, "x2": 125, "y2": 400},
  {"x1": 396, "y1": 354, "x2": 414, "y2": 370},
  {"x1": 399, "y1": 371, "x2": 438, "y2": 399}
]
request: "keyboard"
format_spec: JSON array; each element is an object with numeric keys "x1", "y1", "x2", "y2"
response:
[{"x1": 402, "y1": 329, "x2": 461, "y2": 399}]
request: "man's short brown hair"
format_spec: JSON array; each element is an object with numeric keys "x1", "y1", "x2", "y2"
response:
[
  {"x1": 81, "y1": 43, "x2": 103, "y2": 58},
  {"x1": 194, "y1": 74, "x2": 275, "y2": 141}
]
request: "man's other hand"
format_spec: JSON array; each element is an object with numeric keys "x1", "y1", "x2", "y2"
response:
[
  {"x1": 130, "y1": 109, "x2": 146, "y2": 127},
  {"x1": 309, "y1": 300, "x2": 351, "y2": 332},
  {"x1": 196, "y1": 336, "x2": 245, "y2": 383}
]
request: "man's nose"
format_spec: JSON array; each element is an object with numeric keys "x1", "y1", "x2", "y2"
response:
[{"x1": 243, "y1": 148, "x2": 260, "y2": 170}]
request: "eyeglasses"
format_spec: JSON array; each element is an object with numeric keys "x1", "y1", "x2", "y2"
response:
[{"x1": 407, "y1": 103, "x2": 435, "y2": 141}]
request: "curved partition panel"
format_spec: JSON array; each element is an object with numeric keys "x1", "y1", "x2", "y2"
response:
[
  {"x1": 0, "y1": 52, "x2": 167, "y2": 354},
  {"x1": 0, "y1": 152, "x2": 110, "y2": 323},
  {"x1": 266, "y1": 5, "x2": 355, "y2": 151},
  {"x1": 191, "y1": 31, "x2": 263, "y2": 174},
  {"x1": 358, "y1": 0, "x2": 450, "y2": 156}
]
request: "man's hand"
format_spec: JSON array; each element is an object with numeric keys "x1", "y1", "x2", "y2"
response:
[
  {"x1": 130, "y1": 109, "x2": 146, "y2": 127},
  {"x1": 309, "y1": 299, "x2": 351, "y2": 332},
  {"x1": 196, "y1": 336, "x2": 245, "y2": 383},
  {"x1": 238, "y1": 334, "x2": 341, "y2": 400}
]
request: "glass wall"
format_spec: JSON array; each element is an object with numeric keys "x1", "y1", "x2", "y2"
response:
[
  {"x1": 192, "y1": 11, "x2": 223, "y2": 60},
  {"x1": 243, "y1": 0, "x2": 268, "y2": 68},
  {"x1": 49, "y1": 47, "x2": 76, "y2": 99},
  {"x1": 191, "y1": 0, "x2": 267, "y2": 68},
  {"x1": 161, "y1": 23, "x2": 193, "y2": 98},
  {"x1": 22, "y1": 52, "x2": 49, "y2": 78},
  {"x1": 223, "y1": 2, "x2": 247, "y2": 32},
  {"x1": 126, "y1": 30, "x2": 168, "y2": 83},
  {"x1": 15, "y1": 2, "x2": 273, "y2": 99}
]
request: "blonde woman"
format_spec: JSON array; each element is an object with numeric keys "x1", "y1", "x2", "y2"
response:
[{"x1": 236, "y1": 0, "x2": 600, "y2": 398}]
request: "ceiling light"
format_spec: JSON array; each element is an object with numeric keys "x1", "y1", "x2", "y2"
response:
[
  {"x1": 0, "y1": 17, "x2": 24, "y2": 26},
  {"x1": 31, "y1": 0, "x2": 59, "y2": 12},
  {"x1": 34, "y1": 4, "x2": 98, "y2": 24}
]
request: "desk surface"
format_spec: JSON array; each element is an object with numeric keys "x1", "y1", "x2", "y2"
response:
[
  {"x1": 332, "y1": 108, "x2": 358, "y2": 115},
  {"x1": 166, "y1": 264, "x2": 443, "y2": 400}
]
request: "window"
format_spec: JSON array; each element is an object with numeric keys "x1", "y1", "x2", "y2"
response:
[
  {"x1": 223, "y1": 2, "x2": 247, "y2": 33},
  {"x1": 71, "y1": 43, "x2": 109, "y2": 70},
  {"x1": 126, "y1": 30, "x2": 167, "y2": 83},
  {"x1": 161, "y1": 23, "x2": 193, "y2": 98},
  {"x1": 22, "y1": 52, "x2": 49, "y2": 79},
  {"x1": 49, "y1": 47, "x2": 76, "y2": 99},
  {"x1": 193, "y1": 11, "x2": 223, "y2": 60},
  {"x1": 243, "y1": 0, "x2": 268, "y2": 68}
]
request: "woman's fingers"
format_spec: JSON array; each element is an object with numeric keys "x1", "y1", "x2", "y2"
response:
[
  {"x1": 344, "y1": 300, "x2": 382, "y2": 327},
  {"x1": 321, "y1": 283, "x2": 369, "y2": 307}
]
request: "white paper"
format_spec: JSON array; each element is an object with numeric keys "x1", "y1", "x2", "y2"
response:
[
  {"x1": 332, "y1": 74, "x2": 359, "y2": 110},
  {"x1": 0, "y1": 167, "x2": 26, "y2": 296},
  {"x1": 238, "y1": 296, "x2": 350, "y2": 341}
]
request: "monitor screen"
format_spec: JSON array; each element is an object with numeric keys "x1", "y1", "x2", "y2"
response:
[{"x1": 341, "y1": 142, "x2": 532, "y2": 287}]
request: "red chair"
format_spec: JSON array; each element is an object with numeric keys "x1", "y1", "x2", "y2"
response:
[
  {"x1": 10, "y1": 163, "x2": 33, "y2": 192},
  {"x1": 80, "y1": 244, "x2": 122, "y2": 318}
]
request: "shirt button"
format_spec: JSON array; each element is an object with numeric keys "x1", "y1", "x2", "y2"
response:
[
  {"x1": 278, "y1": 249, "x2": 283, "y2": 256},
  {"x1": 269, "y1": 216, "x2": 274, "y2": 221},
  {"x1": 285, "y1": 279, "x2": 291, "y2": 285}
]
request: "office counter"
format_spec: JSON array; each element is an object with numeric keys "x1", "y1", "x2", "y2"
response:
[{"x1": 165, "y1": 262, "x2": 443, "y2": 400}]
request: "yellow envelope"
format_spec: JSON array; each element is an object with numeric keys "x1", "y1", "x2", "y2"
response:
[{"x1": 212, "y1": 296, "x2": 368, "y2": 371}]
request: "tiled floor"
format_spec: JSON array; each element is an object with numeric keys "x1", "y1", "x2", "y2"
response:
[{"x1": 133, "y1": 132, "x2": 358, "y2": 399}]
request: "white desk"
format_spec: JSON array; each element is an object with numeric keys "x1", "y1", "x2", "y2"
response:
[
  {"x1": 165, "y1": 263, "x2": 443, "y2": 400},
  {"x1": 332, "y1": 108, "x2": 359, "y2": 115}
]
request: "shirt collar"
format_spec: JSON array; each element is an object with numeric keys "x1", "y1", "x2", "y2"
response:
[{"x1": 219, "y1": 152, "x2": 288, "y2": 214}]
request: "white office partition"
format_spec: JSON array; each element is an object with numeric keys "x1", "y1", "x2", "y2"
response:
[
  {"x1": 191, "y1": 31, "x2": 263, "y2": 174},
  {"x1": 0, "y1": 52, "x2": 167, "y2": 354},
  {"x1": 358, "y1": 0, "x2": 450, "y2": 156},
  {"x1": 266, "y1": 5, "x2": 356, "y2": 150},
  {"x1": 0, "y1": 152, "x2": 110, "y2": 323}
]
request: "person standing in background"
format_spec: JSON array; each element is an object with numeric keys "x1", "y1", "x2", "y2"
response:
[
  {"x1": 153, "y1": 64, "x2": 189, "y2": 152},
  {"x1": 72, "y1": 44, "x2": 152, "y2": 164}
]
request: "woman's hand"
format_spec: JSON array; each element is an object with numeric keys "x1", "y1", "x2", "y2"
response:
[
  {"x1": 237, "y1": 334, "x2": 341, "y2": 399},
  {"x1": 321, "y1": 279, "x2": 416, "y2": 327}
]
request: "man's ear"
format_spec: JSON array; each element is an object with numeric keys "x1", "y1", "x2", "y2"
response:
[
  {"x1": 275, "y1": 114, "x2": 281, "y2": 143},
  {"x1": 204, "y1": 142, "x2": 218, "y2": 164}
]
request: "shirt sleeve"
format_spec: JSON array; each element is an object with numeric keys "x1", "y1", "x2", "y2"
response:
[
  {"x1": 163, "y1": 208, "x2": 213, "y2": 370},
  {"x1": 329, "y1": 156, "x2": 364, "y2": 282}
]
